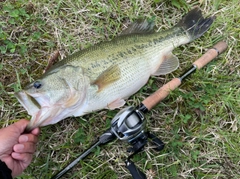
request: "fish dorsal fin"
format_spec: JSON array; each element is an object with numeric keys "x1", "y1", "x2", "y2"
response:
[
  {"x1": 153, "y1": 53, "x2": 179, "y2": 76},
  {"x1": 92, "y1": 64, "x2": 121, "y2": 92},
  {"x1": 121, "y1": 19, "x2": 155, "y2": 35}
]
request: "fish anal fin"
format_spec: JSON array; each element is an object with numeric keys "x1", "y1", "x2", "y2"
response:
[
  {"x1": 92, "y1": 64, "x2": 121, "y2": 92},
  {"x1": 153, "y1": 53, "x2": 179, "y2": 76},
  {"x1": 107, "y1": 98, "x2": 126, "y2": 110},
  {"x1": 121, "y1": 19, "x2": 155, "y2": 35}
]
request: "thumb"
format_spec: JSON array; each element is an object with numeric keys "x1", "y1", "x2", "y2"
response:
[{"x1": 11, "y1": 119, "x2": 30, "y2": 134}]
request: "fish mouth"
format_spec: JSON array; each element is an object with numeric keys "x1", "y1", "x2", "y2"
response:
[
  {"x1": 15, "y1": 82, "x2": 87, "y2": 130},
  {"x1": 15, "y1": 91, "x2": 41, "y2": 116},
  {"x1": 15, "y1": 91, "x2": 55, "y2": 131}
]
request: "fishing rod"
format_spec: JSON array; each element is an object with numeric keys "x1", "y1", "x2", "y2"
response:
[{"x1": 51, "y1": 41, "x2": 227, "y2": 179}]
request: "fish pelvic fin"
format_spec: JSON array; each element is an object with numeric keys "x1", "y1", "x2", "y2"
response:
[
  {"x1": 92, "y1": 64, "x2": 121, "y2": 92},
  {"x1": 176, "y1": 7, "x2": 215, "y2": 41},
  {"x1": 107, "y1": 98, "x2": 126, "y2": 110},
  {"x1": 153, "y1": 53, "x2": 179, "y2": 76}
]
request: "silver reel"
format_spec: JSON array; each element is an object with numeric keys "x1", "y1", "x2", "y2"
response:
[{"x1": 110, "y1": 106, "x2": 145, "y2": 142}]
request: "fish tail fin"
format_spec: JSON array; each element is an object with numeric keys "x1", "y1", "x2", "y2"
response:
[{"x1": 176, "y1": 8, "x2": 215, "y2": 41}]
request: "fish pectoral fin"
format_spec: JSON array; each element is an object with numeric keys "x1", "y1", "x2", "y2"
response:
[
  {"x1": 92, "y1": 64, "x2": 121, "y2": 92},
  {"x1": 107, "y1": 98, "x2": 126, "y2": 110},
  {"x1": 121, "y1": 19, "x2": 155, "y2": 35},
  {"x1": 153, "y1": 53, "x2": 179, "y2": 76}
]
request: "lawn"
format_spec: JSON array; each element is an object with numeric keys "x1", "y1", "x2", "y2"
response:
[{"x1": 0, "y1": 0, "x2": 239, "y2": 179}]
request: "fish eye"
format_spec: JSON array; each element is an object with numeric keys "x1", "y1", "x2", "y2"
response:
[{"x1": 33, "y1": 81, "x2": 42, "y2": 89}]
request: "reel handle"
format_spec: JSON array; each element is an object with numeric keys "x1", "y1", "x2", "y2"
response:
[
  {"x1": 147, "y1": 132, "x2": 165, "y2": 151},
  {"x1": 142, "y1": 41, "x2": 227, "y2": 111}
]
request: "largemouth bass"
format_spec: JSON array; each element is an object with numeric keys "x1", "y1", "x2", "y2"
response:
[{"x1": 15, "y1": 8, "x2": 214, "y2": 130}]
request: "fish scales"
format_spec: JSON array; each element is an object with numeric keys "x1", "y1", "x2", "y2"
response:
[
  {"x1": 57, "y1": 29, "x2": 185, "y2": 87},
  {"x1": 15, "y1": 8, "x2": 215, "y2": 130},
  {"x1": 45, "y1": 28, "x2": 185, "y2": 115}
]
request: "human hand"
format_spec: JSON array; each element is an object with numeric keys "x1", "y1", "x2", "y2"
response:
[{"x1": 0, "y1": 119, "x2": 40, "y2": 177}]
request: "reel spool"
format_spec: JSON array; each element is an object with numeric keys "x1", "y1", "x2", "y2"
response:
[{"x1": 111, "y1": 106, "x2": 145, "y2": 142}]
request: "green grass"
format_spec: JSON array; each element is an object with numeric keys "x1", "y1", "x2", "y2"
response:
[{"x1": 0, "y1": 0, "x2": 239, "y2": 179}]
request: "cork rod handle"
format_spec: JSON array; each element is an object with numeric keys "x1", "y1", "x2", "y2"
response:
[
  {"x1": 142, "y1": 41, "x2": 227, "y2": 111},
  {"x1": 193, "y1": 41, "x2": 227, "y2": 69}
]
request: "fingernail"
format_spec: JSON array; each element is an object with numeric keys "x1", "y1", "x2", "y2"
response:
[{"x1": 19, "y1": 135, "x2": 28, "y2": 142}]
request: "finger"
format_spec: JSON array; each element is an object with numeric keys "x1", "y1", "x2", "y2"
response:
[
  {"x1": 13, "y1": 142, "x2": 36, "y2": 153},
  {"x1": 19, "y1": 134, "x2": 38, "y2": 144},
  {"x1": 31, "y1": 127, "x2": 41, "y2": 136},
  {"x1": 11, "y1": 152, "x2": 33, "y2": 167}
]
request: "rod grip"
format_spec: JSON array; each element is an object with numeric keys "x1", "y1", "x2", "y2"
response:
[
  {"x1": 142, "y1": 41, "x2": 227, "y2": 111},
  {"x1": 193, "y1": 41, "x2": 227, "y2": 69},
  {"x1": 142, "y1": 78, "x2": 181, "y2": 111}
]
